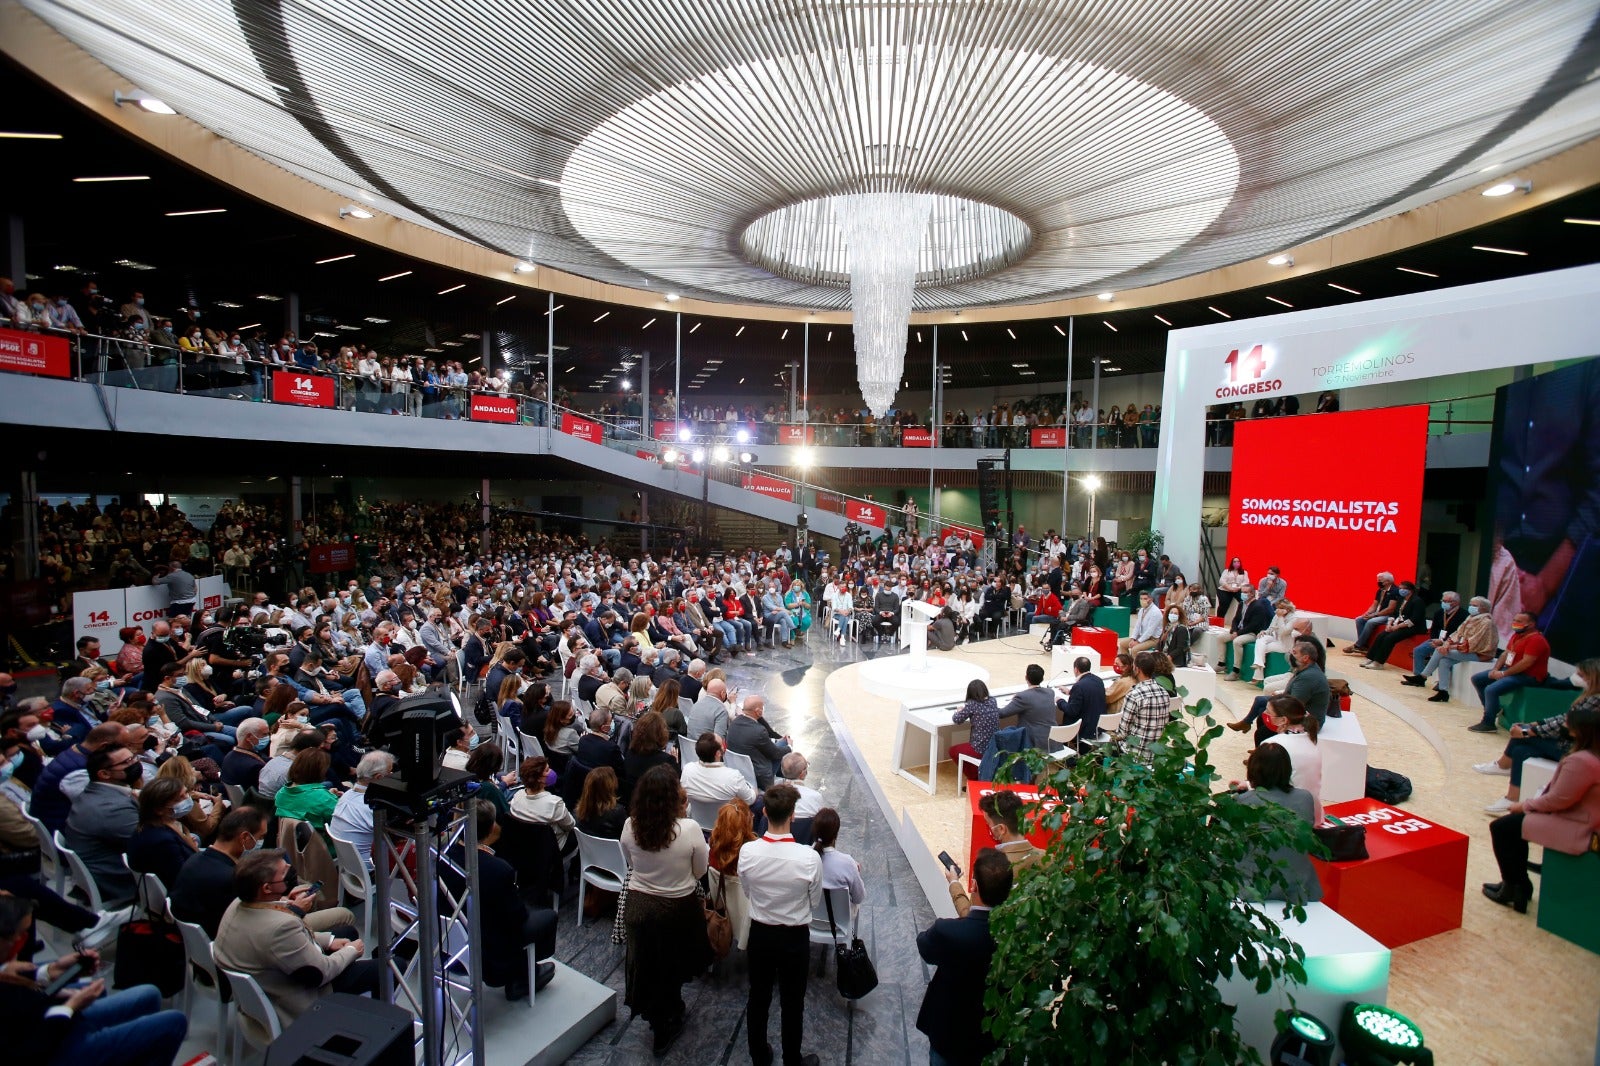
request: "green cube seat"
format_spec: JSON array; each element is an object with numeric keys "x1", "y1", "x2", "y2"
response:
[{"x1": 1536, "y1": 850, "x2": 1600, "y2": 954}]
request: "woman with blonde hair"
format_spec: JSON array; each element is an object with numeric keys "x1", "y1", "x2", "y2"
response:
[
  {"x1": 649, "y1": 678, "x2": 688, "y2": 738},
  {"x1": 183, "y1": 658, "x2": 237, "y2": 716},
  {"x1": 784, "y1": 580, "x2": 812, "y2": 637},
  {"x1": 155, "y1": 755, "x2": 223, "y2": 840},
  {"x1": 628, "y1": 675, "x2": 655, "y2": 718},
  {"x1": 629, "y1": 612, "x2": 655, "y2": 654}
]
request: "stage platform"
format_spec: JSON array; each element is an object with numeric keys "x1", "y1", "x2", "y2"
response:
[{"x1": 824, "y1": 633, "x2": 1600, "y2": 1066}]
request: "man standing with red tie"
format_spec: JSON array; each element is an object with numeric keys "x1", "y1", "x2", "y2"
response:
[{"x1": 739, "y1": 783, "x2": 824, "y2": 1066}]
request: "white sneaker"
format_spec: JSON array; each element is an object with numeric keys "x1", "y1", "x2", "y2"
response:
[
  {"x1": 82, "y1": 905, "x2": 137, "y2": 946},
  {"x1": 1473, "y1": 761, "x2": 1512, "y2": 776},
  {"x1": 1483, "y1": 796, "x2": 1512, "y2": 814}
]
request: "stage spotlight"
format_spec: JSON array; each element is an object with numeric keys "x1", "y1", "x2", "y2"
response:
[
  {"x1": 691, "y1": 448, "x2": 706, "y2": 463},
  {"x1": 1341, "y1": 1003, "x2": 1432, "y2": 1066},
  {"x1": 662, "y1": 447, "x2": 678, "y2": 464},
  {"x1": 677, "y1": 426, "x2": 693, "y2": 442},
  {"x1": 712, "y1": 445, "x2": 730, "y2": 462},
  {"x1": 736, "y1": 428, "x2": 751, "y2": 444},
  {"x1": 1269, "y1": 1010, "x2": 1335, "y2": 1066}
]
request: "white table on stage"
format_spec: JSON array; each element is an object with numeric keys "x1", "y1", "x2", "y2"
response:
[
  {"x1": 1319, "y1": 711, "x2": 1369, "y2": 804},
  {"x1": 900, "y1": 599, "x2": 943, "y2": 668},
  {"x1": 890, "y1": 669, "x2": 1115, "y2": 794}
]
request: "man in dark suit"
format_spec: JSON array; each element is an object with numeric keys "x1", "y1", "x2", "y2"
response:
[
  {"x1": 1055, "y1": 656, "x2": 1106, "y2": 753},
  {"x1": 917, "y1": 849, "x2": 1014, "y2": 1066},
  {"x1": 996, "y1": 664, "x2": 1059, "y2": 752},
  {"x1": 872, "y1": 581, "x2": 901, "y2": 643},
  {"x1": 1220, "y1": 586, "x2": 1274, "y2": 681},
  {"x1": 575, "y1": 708, "x2": 625, "y2": 777},
  {"x1": 447, "y1": 801, "x2": 556, "y2": 1000},
  {"x1": 727, "y1": 694, "x2": 789, "y2": 790}
]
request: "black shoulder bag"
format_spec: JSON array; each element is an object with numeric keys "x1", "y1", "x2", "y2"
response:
[{"x1": 824, "y1": 890, "x2": 878, "y2": 999}]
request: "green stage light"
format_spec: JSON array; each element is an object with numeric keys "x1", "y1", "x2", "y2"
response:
[
  {"x1": 1269, "y1": 1010, "x2": 1334, "y2": 1066},
  {"x1": 1341, "y1": 1002, "x2": 1433, "y2": 1066}
]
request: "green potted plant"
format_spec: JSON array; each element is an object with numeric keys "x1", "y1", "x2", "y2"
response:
[
  {"x1": 1126, "y1": 527, "x2": 1165, "y2": 558},
  {"x1": 985, "y1": 696, "x2": 1322, "y2": 1064}
]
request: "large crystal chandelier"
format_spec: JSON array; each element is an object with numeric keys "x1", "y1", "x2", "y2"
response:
[{"x1": 835, "y1": 192, "x2": 933, "y2": 417}]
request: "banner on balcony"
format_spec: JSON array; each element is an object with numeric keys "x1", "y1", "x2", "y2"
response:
[
  {"x1": 741, "y1": 473, "x2": 795, "y2": 502},
  {"x1": 845, "y1": 499, "x2": 887, "y2": 529},
  {"x1": 901, "y1": 426, "x2": 933, "y2": 448},
  {"x1": 560, "y1": 411, "x2": 603, "y2": 443},
  {"x1": 470, "y1": 394, "x2": 519, "y2": 423},
  {"x1": 271, "y1": 371, "x2": 336, "y2": 408},
  {"x1": 940, "y1": 524, "x2": 986, "y2": 549},
  {"x1": 0, "y1": 327, "x2": 72, "y2": 379},
  {"x1": 1030, "y1": 426, "x2": 1067, "y2": 448},
  {"x1": 309, "y1": 544, "x2": 357, "y2": 573},
  {"x1": 778, "y1": 424, "x2": 814, "y2": 445}
]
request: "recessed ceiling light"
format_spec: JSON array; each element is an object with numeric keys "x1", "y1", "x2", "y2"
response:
[
  {"x1": 1265, "y1": 296, "x2": 1294, "y2": 308},
  {"x1": 436, "y1": 283, "x2": 465, "y2": 295},
  {"x1": 112, "y1": 258, "x2": 157, "y2": 271},
  {"x1": 1097, "y1": 292, "x2": 1114, "y2": 302},
  {"x1": 564, "y1": 366, "x2": 576, "y2": 373},
  {"x1": 377, "y1": 271, "x2": 411, "y2": 282},
  {"x1": 315, "y1": 254, "x2": 355, "y2": 265},
  {"x1": 739, "y1": 377, "x2": 746, "y2": 384},
  {"x1": 1328, "y1": 282, "x2": 1362, "y2": 294},
  {"x1": 1011, "y1": 362, "x2": 1030, "y2": 368},
  {"x1": 1106, "y1": 366, "x2": 1123, "y2": 372},
  {"x1": 460, "y1": 333, "x2": 481, "y2": 339},
  {"x1": 1482, "y1": 179, "x2": 1531, "y2": 197},
  {"x1": 0, "y1": 131, "x2": 62, "y2": 139},
  {"x1": 497, "y1": 295, "x2": 517, "y2": 305},
  {"x1": 113, "y1": 90, "x2": 176, "y2": 115},
  {"x1": 442, "y1": 340, "x2": 463, "y2": 347},
  {"x1": 338, "y1": 205, "x2": 374, "y2": 219},
  {"x1": 1006, "y1": 328, "x2": 1017, "y2": 339},
  {"x1": 237, "y1": 322, "x2": 261, "y2": 330},
  {"x1": 735, "y1": 325, "x2": 746, "y2": 336},
  {"x1": 1154, "y1": 314, "x2": 1172, "y2": 326},
  {"x1": 164, "y1": 208, "x2": 226, "y2": 217},
  {"x1": 424, "y1": 347, "x2": 443, "y2": 353},
  {"x1": 543, "y1": 303, "x2": 564, "y2": 315},
  {"x1": 336, "y1": 324, "x2": 360, "y2": 331},
  {"x1": 665, "y1": 293, "x2": 679, "y2": 301},
  {"x1": 704, "y1": 359, "x2": 723, "y2": 365},
  {"x1": 1099, "y1": 358, "x2": 1112, "y2": 364},
  {"x1": 690, "y1": 322, "x2": 702, "y2": 333},
  {"x1": 513, "y1": 261, "x2": 534, "y2": 273},
  {"x1": 1018, "y1": 370, "x2": 1036, "y2": 376},
  {"x1": 1052, "y1": 324, "x2": 1066, "y2": 336},
  {"x1": 1103, "y1": 321, "x2": 1117, "y2": 332},
  {"x1": 214, "y1": 300, "x2": 242, "y2": 309},
  {"x1": 73, "y1": 175, "x2": 149, "y2": 182},
  {"x1": 825, "y1": 331, "x2": 832, "y2": 341},
  {"x1": 960, "y1": 330, "x2": 969, "y2": 341},
  {"x1": 781, "y1": 328, "x2": 789, "y2": 340},
  {"x1": 52, "y1": 264, "x2": 78, "y2": 272},
  {"x1": 363, "y1": 316, "x2": 390, "y2": 324},
  {"x1": 313, "y1": 331, "x2": 337, "y2": 338},
  {"x1": 1472, "y1": 244, "x2": 1528, "y2": 256},
  {"x1": 256, "y1": 293, "x2": 282, "y2": 301},
  {"x1": 537, "y1": 178, "x2": 563, "y2": 188},
  {"x1": 1563, "y1": 217, "x2": 1600, "y2": 226},
  {"x1": 1267, "y1": 254, "x2": 1294, "y2": 267},
  {"x1": 1208, "y1": 306, "x2": 1232, "y2": 318},
  {"x1": 593, "y1": 311, "x2": 610, "y2": 322},
  {"x1": 642, "y1": 318, "x2": 656, "y2": 329},
  {"x1": 1396, "y1": 267, "x2": 1439, "y2": 278}
]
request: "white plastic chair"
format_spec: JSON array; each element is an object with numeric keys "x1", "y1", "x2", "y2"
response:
[
  {"x1": 1047, "y1": 720, "x2": 1083, "y2": 761},
  {"x1": 573, "y1": 828, "x2": 629, "y2": 925},
  {"x1": 454, "y1": 648, "x2": 469, "y2": 697},
  {"x1": 497, "y1": 715, "x2": 522, "y2": 772},
  {"x1": 222, "y1": 782, "x2": 247, "y2": 810},
  {"x1": 23, "y1": 810, "x2": 63, "y2": 894},
  {"x1": 808, "y1": 885, "x2": 856, "y2": 949},
  {"x1": 53, "y1": 830, "x2": 104, "y2": 912},
  {"x1": 328, "y1": 833, "x2": 374, "y2": 943},
  {"x1": 1083, "y1": 710, "x2": 1124, "y2": 747},
  {"x1": 687, "y1": 796, "x2": 725, "y2": 829},
  {"x1": 678, "y1": 697, "x2": 695, "y2": 719},
  {"x1": 956, "y1": 750, "x2": 982, "y2": 794},
  {"x1": 167, "y1": 901, "x2": 231, "y2": 1059},
  {"x1": 722, "y1": 750, "x2": 759, "y2": 790},
  {"x1": 518, "y1": 729, "x2": 545, "y2": 760},
  {"x1": 676, "y1": 735, "x2": 697, "y2": 765},
  {"x1": 220, "y1": 965, "x2": 283, "y2": 1064}
]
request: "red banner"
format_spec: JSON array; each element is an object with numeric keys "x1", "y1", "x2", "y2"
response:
[
  {"x1": 846, "y1": 499, "x2": 887, "y2": 529},
  {"x1": 741, "y1": 473, "x2": 795, "y2": 502},
  {"x1": 470, "y1": 394, "x2": 519, "y2": 423},
  {"x1": 308, "y1": 544, "x2": 356, "y2": 573},
  {"x1": 0, "y1": 327, "x2": 72, "y2": 379},
  {"x1": 778, "y1": 424, "x2": 814, "y2": 445},
  {"x1": 940, "y1": 524, "x2": 986, "y2": 549},
  {"x1": 271, "y1": 371, "x2": 335, "y2": 408},
  {"x1": 634, "y1": 449, "x2": 658, "y2": 463},
  {"x1": 561, "y1": 411, "x2": 603, "y2": 443},
  {"x1": 1031, "y1": 426, "x2": 1067, "y2": 448},
  {"x1": 654, "y1": 422, "x2": 689, "y2": 441},
  {"x1": 901, "y1": 426, "x2": 933, "y2": 448}
]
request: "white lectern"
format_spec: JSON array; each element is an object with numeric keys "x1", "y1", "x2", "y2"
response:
[{"x1": 900, "y1": 600, "x2": 943, "y2": 669}]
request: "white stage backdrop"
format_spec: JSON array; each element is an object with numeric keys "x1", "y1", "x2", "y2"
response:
[
  {"x1": 73, "y1": 576, "x2": 230, "y2": 657},
  {"x1": 1153, "y1": 263, "x2": 1600, "y2": 577}
]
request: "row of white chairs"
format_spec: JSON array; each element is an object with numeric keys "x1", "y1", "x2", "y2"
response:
[{"x1": 954, "y1": 711, "x2": 1126, "y2": 794}]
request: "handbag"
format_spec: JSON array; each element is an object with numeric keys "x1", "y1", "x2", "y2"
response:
[
  {"x1": 703, "y1": 877, "x2": 733, "y2": 960},
  {"x1": 823, "y1": 890, "x2": 878, "y2": 999},
  {"x1": 1313, "y1": 822, "x2": 1369, "y2": 862},
  {"x1": 114, "y1": 920, "x2": 186, "y2": 998}
]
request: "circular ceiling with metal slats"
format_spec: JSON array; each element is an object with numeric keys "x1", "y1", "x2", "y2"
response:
[{"x1": 20, "y1": 0, "x2": 1600, "y2": 311}]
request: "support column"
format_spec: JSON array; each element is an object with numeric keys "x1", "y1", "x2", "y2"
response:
[
  {"x1": 16, "y1": 469, "x2": 39, "y2": 580},
  {"x1": 1061, "y1": 316, "x2": 1074, "y2": 535},
  {"x1": 481, "y1": 478, "x2": 491, "y2": 555},
  {"x1": 286, "y1": 292, "x2": 300, "y2": 340},
  {"x1": 802, "y1": 322, "x2": 810, "y2": 430},
  {"x1": 674, "y1": 312, "x2": 682, "y2": 426},
  {"x1": 546, "y1": 293, "x2": 556, "y2": 442},
  {"x1": 7, "y1": 214, "x2": 24, "y2": 286},
  {"x1": 287, "y1": 476, "x2": 303, "y2": 546},
  {"x1": 640, "y1": 349, "x2": 650, "y2": 443},
  {"x1": 480, "y1": 332, "x2": 492, "y2": 379}
]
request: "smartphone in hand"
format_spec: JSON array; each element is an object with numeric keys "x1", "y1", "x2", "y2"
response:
[{"x1": 937, "y1": 850, "x2": 961, "y2": 878}]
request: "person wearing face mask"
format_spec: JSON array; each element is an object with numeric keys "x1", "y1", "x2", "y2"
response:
[
  {"x1": 15, "y1": 291, "x2": 50, "y2": 332},
  {"x1": 63, "y1": 746, "x2": 143, "y2": 906},
  {"x1": 1478, "y1": 658, "x2": 1600, "y2": 814},
  {"x1": 169, "y1": 807, "x2": 276, "y2": 937},
  {"x1": 1130, "y1": 548, "x2": 1157, "y2": 598},
  {"x1": 1159, "y1": 602, "x2": 1191, "y2": 667},
  {"x1": 125, "y1": 778, "x2": 200, "y2": 890},
  {"x1": 273, "y1": 748, "x2": 340, "y2": 828},
  {"x1": 221, "y1": 717, "x2": 272, "y2": 791},
  {"x1": 136, "y1": 620, "x2": 177, "y2": 694},
  {"x1": 1468, "y1": 612, "x2": 1561, "y2": 733},
  {"x1": 1343, "y1": 571, "x2": 1401, "y2": 654},
  {"x1": 1359, "y1": 580, "x2": 1427, "y2": 671},
  {"x1": 1406, "y1": 596, "x2": 1498, "y2": 701},
  {"x1": 441, "y1": 723, "x2": 482, "y2": 772}
]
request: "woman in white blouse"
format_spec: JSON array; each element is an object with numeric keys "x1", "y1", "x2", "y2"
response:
[
  {"x1": 618, "y1": 765, "x2": 712, "y2": 1055},
  {"x1": 1262, "y1": 695, "x2": 1323, "y2": 823},
  {"x1": 509, "y1": 754, "x2": 577, "y2": 852},
  {"x1": 811, "y1": 807, "x2": 867, "y2": 922},
  {"x1": 1217, "y1": 558, "x2": 1250, "y2": 624}
]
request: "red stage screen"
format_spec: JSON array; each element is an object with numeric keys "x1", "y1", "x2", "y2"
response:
[{"x1": 1226, "y1": 406, "x2": 1428, "y2": 616}]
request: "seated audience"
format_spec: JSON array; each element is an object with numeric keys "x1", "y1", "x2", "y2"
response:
[
  {"x1": 727, "y1": 694, "x2": 790, "y2": 789},
  {"x1": 329, "y1": 751, "x2": 395, "y2": 864},
  {"x1": 1469, "y1": 613, "x2": 1558, "y2": 731},
  {"x1": 778, "y1": 751, "x2": 825, "y2": 821},
  {"x1": 1054, "y1": 656, "x2": 1105, "y2": 752},
  {"x1": 996, "y1": 664, "x2": 1058, "y2": 753},
  {"x1": 455, "y1": 800, "x2": 557, "y2": 1000},
  {"x1": 63, "y1": 746, "x2": 142, "y2": 906},
  {"x1": 1228, "y1": 744, "x2": 1322, "y2": 904},
  {"x1": 1115, "y1": 651, "x2": 1175, "y2": 763},
  {"x1": 949, "y1": 679, "x2": 999, "y2": 776},
  {"x1": 812, "y1": 807, "x2": 867, "y2": 910},
  {"x1": 1406, "y1": 595, "x2": 1496, "y2": 700},
  {"x1": 1261, "y1": 695, "x2": 1323, "y2": 822},
  {"x1": 1478, "y1": 660, "x2": 1598, "y2": 815},
  {"x1": 274, "y1": 748, "x2": 340, "y2": 828},
  {"x1": 510, "y1": 755, "x2": 577, "y2": 853},
  {"x1": 125, "y1": 777, "x2": 200, "y2": 890},
  {"x1": 575, "y1": 765, "x2": 628, "y2": 839},
  {"x1": 682, "y1": 731, "x2": 759, "y2": 811},
  {"x1": 1358, "y1": 580, "x2": 1426, "y2": 670}
]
